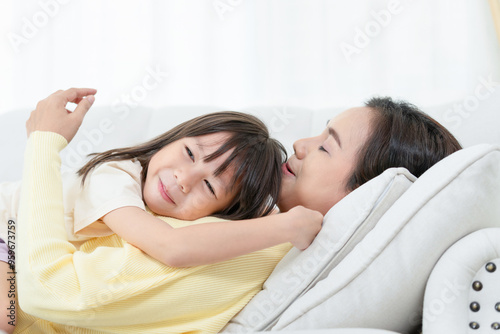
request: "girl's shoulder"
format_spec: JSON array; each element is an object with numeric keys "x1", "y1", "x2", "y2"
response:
[{"x1": 94, "y1": 159, "x2": 143, "y2": 178}]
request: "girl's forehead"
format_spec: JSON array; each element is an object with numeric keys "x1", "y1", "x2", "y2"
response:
[
  {"x1": 190, "y1": 135, "x2": 236, "y2": 169},
  {"x1": 192, "y1": 132, "x2": 232, "y2": 147}
]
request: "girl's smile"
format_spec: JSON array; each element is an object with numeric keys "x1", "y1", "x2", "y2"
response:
[
  {"x1": 143, "y1": 132, "x2": 237, "y2": 220},
  {"x1": 158, "y1": 178, "x2": 175, "y2": 204}
]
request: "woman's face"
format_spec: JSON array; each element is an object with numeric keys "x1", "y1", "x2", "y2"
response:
[
  {"x1": 143, "y1": 132, "x2": 237, "y2": 220},
  {"x1": 278, "y1": 107, "x2": 373, "y2": 215}
]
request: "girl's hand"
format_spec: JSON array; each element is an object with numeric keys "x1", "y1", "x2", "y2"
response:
[
  {"x1": 26, "y1": 88, "x2": 97, "y2": 143},
  {"x1": 286, "y1": 206, "x2": 323, "y2": 250}
]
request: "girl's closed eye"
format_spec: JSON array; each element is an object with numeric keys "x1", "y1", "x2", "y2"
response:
[
  {"x1": 319, "y1": 145, "x2": 328, "y2": 153},
  {"x1": 205, "y1": 180, "x2": 216, "y2": 197},
  {"x1": 185, "y1": 146, "x2": 195, "y2": 161}
]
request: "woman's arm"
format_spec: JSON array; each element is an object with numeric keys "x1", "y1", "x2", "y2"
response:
[{"x1": 102, "y1": 204, "x2": 322, "y2": 267}]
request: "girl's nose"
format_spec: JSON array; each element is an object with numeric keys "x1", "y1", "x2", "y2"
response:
[
  {"x1": 174, "y1": 169, "x2": 191, "y2": 193},
  {"x1": 174, "y1": 166, "x2": 204, "y2": 193}
]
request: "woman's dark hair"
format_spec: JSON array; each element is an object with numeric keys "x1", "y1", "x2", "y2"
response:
[
  {"x1": 346, "y1": 97, "x2": 462, "y2": 191},
  {"x1": 77, "y1": 111, "x2": 287, "y2": 220}
]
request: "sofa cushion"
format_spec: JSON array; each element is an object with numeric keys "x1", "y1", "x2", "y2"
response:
[
  {"x1": 223, "y1": 167, "x2": 416, "y2": 332},
  {"x1": 0, "y1": 109, "x2": 30, "y2": 182},
  {"x1": 267, "y1": 144, "x2": 500, "y2": 333},
  {"x1": 59, "y1": 106, "x2": 154, "y2": 171}
]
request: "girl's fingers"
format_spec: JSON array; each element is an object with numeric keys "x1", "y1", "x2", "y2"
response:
[
  {"x1": 26, "y1": 88, "x2": 97, "y2": 143},
  {"x1": 73, "y1": 95, "x2": 95, "y2": 119},
  {"x1": 61, "y1": 88, "x2": 98, "y2": 104}
]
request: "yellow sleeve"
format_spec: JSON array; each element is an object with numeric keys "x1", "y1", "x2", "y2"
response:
[
  {"x1": 16, "y1": 132, "x2": 177, "y2": 324},
  {"x1": 16, "y1": 131, "x2": 291, "y2": 333},
  {"x1": 73, "y1": 159, "x2": 145, "y2": 237}
]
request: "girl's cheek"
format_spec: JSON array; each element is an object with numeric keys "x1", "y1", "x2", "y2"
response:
[{"x1": 191, "y1": 195, "x2": 208, "y2": 213}]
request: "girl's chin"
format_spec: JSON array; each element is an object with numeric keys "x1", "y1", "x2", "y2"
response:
[{"x1": 145, "y1": 200, "x2": 171, "y2": 217}]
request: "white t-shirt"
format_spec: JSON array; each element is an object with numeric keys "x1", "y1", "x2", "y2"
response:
[
  {"x1": 67, "y1": 159, "x2": 145, "y2": 241},
  {"x1": 0, "y1": 159, "x2": 145, "y2": 243}
]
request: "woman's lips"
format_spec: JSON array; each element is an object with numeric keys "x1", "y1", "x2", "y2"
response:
[
  {"x1": 282, "y1": 162, "x2": 295, "y2": 177},
  {"x1": 158, "y1": 179, "x2": 175, "y2": 204}
]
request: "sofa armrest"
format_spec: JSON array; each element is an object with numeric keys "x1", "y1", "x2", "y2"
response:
[{"x1": 423, "y1": 228, "x2": 500, "y2": 333}]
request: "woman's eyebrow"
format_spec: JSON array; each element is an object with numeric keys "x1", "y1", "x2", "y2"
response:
[{"x1": 328, "y1": 127, "x2": 342, "y2": 148}]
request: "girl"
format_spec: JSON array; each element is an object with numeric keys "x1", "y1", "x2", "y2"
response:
[
  {"x1": 2, "y1": 88, "x2": 322, "y2": 333},
  {"x1": 69, "y1": 108, "x2": 320, "y2": 266}
]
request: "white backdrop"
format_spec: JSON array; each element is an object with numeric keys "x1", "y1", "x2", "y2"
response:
[{"x1": 0, "y1": 0, "x2": 499, "y2": 114}]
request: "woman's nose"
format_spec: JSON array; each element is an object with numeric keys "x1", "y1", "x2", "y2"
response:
[{"x1": 293, "y1": 137, "x2": 310, "y2": 159}]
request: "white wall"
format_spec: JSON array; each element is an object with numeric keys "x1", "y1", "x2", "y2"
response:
[
  {"x1": 0, "y1": 0, "x2": 499, "y2": 182},
  {"x1": 0, "y1": 0, "x2": 499, "y2": 114}
]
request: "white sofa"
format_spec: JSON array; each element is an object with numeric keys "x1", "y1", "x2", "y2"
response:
[{"x1": 1, "y1": 94, "x2": 499, "y2": 334}]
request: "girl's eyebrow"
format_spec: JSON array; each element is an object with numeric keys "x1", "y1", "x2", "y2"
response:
[{"x1": 195, "y1": 139, "x2": 206, "y2": 157}]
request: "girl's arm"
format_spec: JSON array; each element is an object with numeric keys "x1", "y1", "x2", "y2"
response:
[
  {"x1": 18, "y1": 89, "x2": 292, "y2": 330},
  {"x1": 102, "y1": 204, "x2": 322, "y2": 267}
]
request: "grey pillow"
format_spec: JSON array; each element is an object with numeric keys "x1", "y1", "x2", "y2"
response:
[{"x1": 224, "y1": 167, "x2": 416, "y2": 333}]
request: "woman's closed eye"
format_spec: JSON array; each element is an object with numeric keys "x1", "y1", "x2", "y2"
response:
[{"x1": 319, "y1": 145, "x2": 328, "y2": 153}]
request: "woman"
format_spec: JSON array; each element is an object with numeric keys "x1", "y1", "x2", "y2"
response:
[
  {"x1": 278, "y1": 97, "x2": 461, "y2": 215},
  {"x1": 14, "y1": 89, "x2": 460, "y2": 333}
]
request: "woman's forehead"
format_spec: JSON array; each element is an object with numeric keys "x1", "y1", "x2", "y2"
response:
[{"x1": 325, "y1": 107, "x2": 373, "y2": 146}]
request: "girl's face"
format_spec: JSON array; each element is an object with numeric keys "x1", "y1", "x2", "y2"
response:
[
  {"x1": 143, "y1": 132, "x2": 237, "y2": 220},
  {"x1": 278, "y1": 107, "x2": 373, "y2": 215}
]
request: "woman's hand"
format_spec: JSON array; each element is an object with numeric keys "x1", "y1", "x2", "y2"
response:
[
  {"x1": 26, "y1": 88, "x2": 97, "y2": 143},
  {"x1": 286, "y1": 206, "x2": 323, "y2": 250}
]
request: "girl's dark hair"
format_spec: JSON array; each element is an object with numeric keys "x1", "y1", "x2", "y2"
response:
[
  {"x1": 346, "y1": 97, "x2": 463, "y2": 191},
  {"x1": 77, "y1": 111, "x2": 287, "y2": 220}
]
